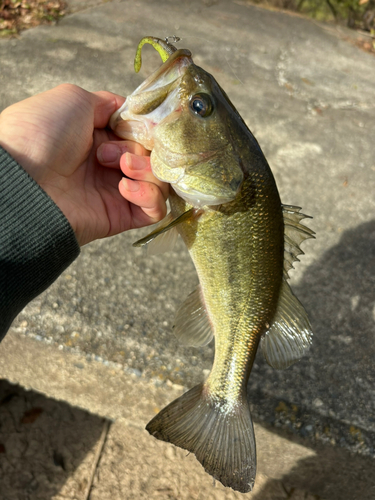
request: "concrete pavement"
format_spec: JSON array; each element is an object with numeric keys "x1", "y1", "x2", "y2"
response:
[
  {"x1": 1, "y1": 0, "x2": 375, "y2": 497},
  {"x1": 2, "y1": 332, "x2": 375, "y2": 499}
]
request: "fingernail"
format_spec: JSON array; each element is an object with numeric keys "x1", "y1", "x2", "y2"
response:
[
  {"x1": 128, "y1": 153, "x2": 147, "y2": 170},
  {"x1": 98, "y1": 144, "x2": 120, "y2": 163},
  {"x1": 122, "y1": 177, "x2": 140, "y2": 192}
]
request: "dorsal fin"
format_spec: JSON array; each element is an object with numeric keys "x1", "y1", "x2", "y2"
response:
[{"x1": 283, "y1": 205, "x2": 315, "y2": 279}]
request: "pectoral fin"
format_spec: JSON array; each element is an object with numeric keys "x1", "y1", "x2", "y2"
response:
[
  {"x1": 137, "y1": 212, "x2": 178, "y2": 255},
  {"x1": 133, "y1": 208, "x2": 195, "y2": 249},
  {"x1": 146, "y1": 226, "x2": 179, "y2": 256},
  {"x1": 261, "y1": 279, "x2": 313, "y2": 369}
]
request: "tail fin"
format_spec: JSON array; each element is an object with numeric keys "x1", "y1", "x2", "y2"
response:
[{"x1": 146, "y1": 383, "x2": 256, "y2": 493}]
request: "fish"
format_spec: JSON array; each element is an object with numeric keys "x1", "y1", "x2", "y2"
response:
[{"x1": 110, "y1": 36, "x2": 314, "y2": 493}]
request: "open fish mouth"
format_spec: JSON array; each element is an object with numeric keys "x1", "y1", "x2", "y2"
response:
[
  {"x1": 109, "y1": 48, "x2": 193, "y2": 150},
  {"x1": 109, "y1": 36, "x2": 244, "y2": 208}
]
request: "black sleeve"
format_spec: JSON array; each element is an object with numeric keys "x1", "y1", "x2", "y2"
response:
[{"x1": 0, "y1": 146, "x2": 80, "y2": 341}]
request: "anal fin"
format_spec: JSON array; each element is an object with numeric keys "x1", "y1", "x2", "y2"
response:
[{"x1": 261, "y1": 279, "x2": 313, "y2": 369}]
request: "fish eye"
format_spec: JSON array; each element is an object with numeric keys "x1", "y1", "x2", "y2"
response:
[{"x1": 190, "y1": 93, "x2": 213, "y2": 118}]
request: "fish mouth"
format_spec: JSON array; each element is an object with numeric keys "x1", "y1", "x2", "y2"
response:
[{"x1": 109, "y1": 49, "x2": 192, "y2": 149}]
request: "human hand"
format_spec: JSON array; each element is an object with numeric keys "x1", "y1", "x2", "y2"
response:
[{"x1": 0, "y1": 84, "x2": 168, "y2": 246}]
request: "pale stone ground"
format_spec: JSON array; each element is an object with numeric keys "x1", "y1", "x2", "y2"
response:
[{"x1": 2, "y1": 332, "x2": 375, "y2": 499}]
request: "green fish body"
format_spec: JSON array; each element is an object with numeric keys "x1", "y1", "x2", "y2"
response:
[{"x1": 110, "y1": 37, "x2": 314, "y2": 493}]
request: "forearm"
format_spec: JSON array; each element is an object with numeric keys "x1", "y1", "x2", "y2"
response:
[{"x1": 0, "y1": 146, "x2": 80, "y2": 340}]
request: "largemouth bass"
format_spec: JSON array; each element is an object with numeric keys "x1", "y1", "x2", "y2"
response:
[{"x1": 110, "y1": 36, "x2": 314, "y2": 493}]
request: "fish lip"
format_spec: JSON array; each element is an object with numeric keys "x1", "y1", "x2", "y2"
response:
[{"x1": 109, "y1": 49, "x2": 192, "y2": 135}]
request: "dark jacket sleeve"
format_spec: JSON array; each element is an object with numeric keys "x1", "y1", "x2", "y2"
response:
[{"x1": 0, "y1": 146, "x2": 80, "y2": 341}]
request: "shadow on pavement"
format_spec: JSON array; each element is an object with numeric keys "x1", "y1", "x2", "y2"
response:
[
  {"x1": 253, "y1": 220, "x2": 375, "y2": 499},
  {"x1": 0, "y1": 379, "x2": 107, "y2": 499},
  {"x1": 256, "y1": 427, "x2": 375, "y2": 500},
  {"x1": 295, "y1": 219, "x2": 375, "y2": 427}
]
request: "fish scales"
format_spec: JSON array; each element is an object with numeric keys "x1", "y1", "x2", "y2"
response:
[
  {"x1": 110, "y1": 36, "x2": 314, "y2": 493},
  {"x1": 170, "y1": 168, "x2": 284, "y2": 405}
]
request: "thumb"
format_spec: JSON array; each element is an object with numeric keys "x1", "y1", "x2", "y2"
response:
[{"x1": 92, "y1": 91, "x2": 126, "y2": 129}]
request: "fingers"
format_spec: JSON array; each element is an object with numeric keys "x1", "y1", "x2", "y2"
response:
[
  {"x1": 97, "y1": 141, "x2": 149, "y2": 168},
  {"x1": 97, "y1": 139, "x2": 169, "y2": 226},
  {"x1": 120, "y1": 152, "x2": 169, "y2": 201},
  {"x1": 119, "y1": 178, "x2": 167, "y2": 225}
]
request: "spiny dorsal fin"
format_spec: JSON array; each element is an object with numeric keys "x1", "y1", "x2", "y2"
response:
[
  {"x1": 261, "y1": 279, "x2": 313, "y2": 369},
  {"x1": 283, "y1": 204, "x2": 315, "y2": 279},
  {"x1": 173, "y1": 285, "x2": 214, "y2": 347}
]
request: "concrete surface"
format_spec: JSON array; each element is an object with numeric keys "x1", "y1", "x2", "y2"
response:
[
  {"x1": 2, "y1": 332, "x2": 375, "y2": 499},
  {"x1": 0, "y1": 0, "x2": 375, "y2": 497}
]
